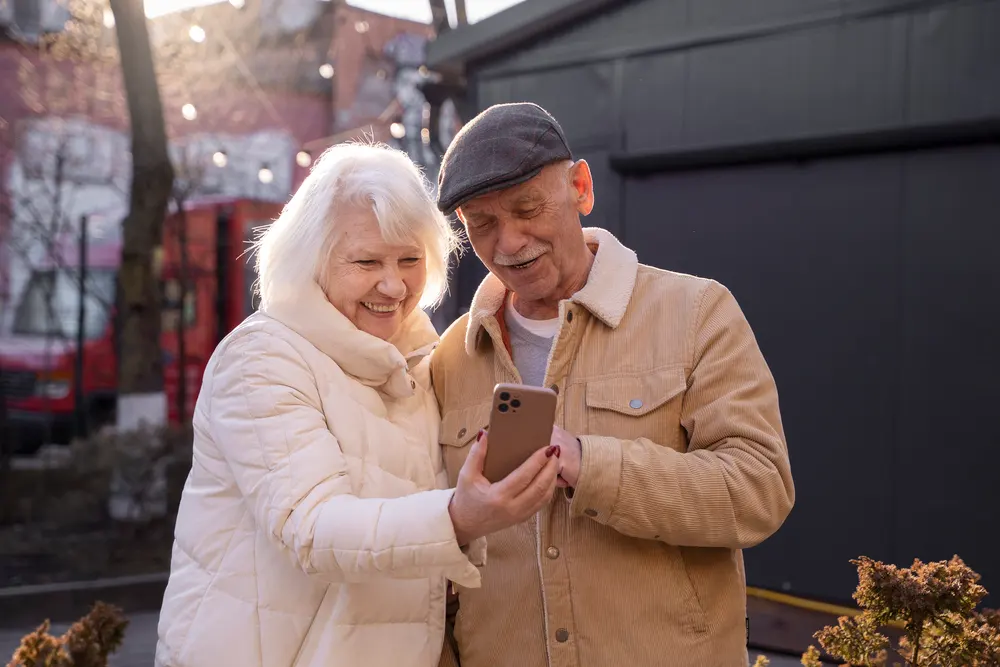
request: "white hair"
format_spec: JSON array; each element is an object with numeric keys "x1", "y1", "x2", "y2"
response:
[{"x1": 253, "y1": 142, "x2": 462, "y2": 311}]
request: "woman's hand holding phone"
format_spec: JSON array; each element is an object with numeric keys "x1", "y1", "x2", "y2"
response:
[{"x1": 448, "y1": 430, "x2": 560, "y2": 545}]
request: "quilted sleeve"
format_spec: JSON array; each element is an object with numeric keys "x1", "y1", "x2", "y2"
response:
[{"x1": 207, "y1": 331, "x2": 482, "y2": 588}]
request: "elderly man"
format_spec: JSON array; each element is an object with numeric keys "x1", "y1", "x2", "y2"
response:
[{"x1": 431, "y1": 102, "x2": 794, "y2": 667}]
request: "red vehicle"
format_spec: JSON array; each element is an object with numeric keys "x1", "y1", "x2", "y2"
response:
[{"x1": 0, "y1": 198, "x2": 282, "y2": 453}]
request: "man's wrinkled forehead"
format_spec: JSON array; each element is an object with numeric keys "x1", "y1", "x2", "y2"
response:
[{"x1": 458, "y1": 163, "x2": 566, "y2": 220}]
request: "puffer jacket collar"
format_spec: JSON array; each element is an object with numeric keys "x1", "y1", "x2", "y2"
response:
[{"x1": 262, "y1": 280, "x2": 439, "y2": 399}]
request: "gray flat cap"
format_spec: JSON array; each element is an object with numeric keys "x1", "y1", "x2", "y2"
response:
[{"x1": 436, "y1": 102, "x2": 573, "y2": 215}]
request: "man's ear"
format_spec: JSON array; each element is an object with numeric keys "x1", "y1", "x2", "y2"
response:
[
  {"x1": 454, "y1": 207, "x2": 467, "y2": 225},
  {"x1": 569, "y1": 160, "x2": 595, "y2": 216}
]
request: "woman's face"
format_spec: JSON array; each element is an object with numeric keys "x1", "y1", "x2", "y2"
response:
[{"x1": 322, "y1": 205, "x2": 427, "y2": 341}]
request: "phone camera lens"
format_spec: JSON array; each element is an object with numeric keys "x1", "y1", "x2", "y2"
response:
[
  {"x1": 498, "y1": 403, "x2": 509, "y2": 413},
  {"x1": 499, "y1": 392, "x2": 510, "y2": 401},
  {"x1": 510, "y1": 399, "x2": 521, "y2": 408}
]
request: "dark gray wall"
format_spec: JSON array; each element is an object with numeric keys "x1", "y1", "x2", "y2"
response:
[
  {"x1": 623, "y1": 144, "x2": 1000, "y2": 602},
  {"x1": 446, "y1": 0, "x2": 1000, "y2": 604}
]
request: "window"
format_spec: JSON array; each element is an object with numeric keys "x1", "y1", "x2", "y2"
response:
[
  {"x1": 161, "y1": 279, "x2": 197, "y2": 331},
  {"x1": 5, "y1": 0, "x2": 68, "y2": 40},
  {"x1": 12, "y1": 269, "x2": 116, "y2": 340}
]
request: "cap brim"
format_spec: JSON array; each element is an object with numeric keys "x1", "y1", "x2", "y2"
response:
[{"x1": 439, "y1": 164, "x2": 546, "y2": 216}]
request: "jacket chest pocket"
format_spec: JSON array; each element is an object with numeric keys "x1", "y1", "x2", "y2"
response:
[
  {"x1": 439, "y1": 402, "x2": 493, "y2": 487},
  {"x1": 585, "y1": 367, "x2": 688, "y2": 450}
]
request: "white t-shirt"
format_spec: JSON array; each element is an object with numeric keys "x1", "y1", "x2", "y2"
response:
[
  {"x1": 505, "y1": 293, "x2": 560, "y2": 387},
  {"x1": 506, "y1": 293, "x2": 560, "y2": 338}
]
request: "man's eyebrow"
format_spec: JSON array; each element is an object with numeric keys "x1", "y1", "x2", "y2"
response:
[
  {"x1": 464, "y1": 210, "x2": 497, "y2": 223},
  {"x1": 506, "y1": 190, "x2": 545, "y2": 208},
  {"x1": 514, "y1": 195, "x2": 543, "y2": 207}
]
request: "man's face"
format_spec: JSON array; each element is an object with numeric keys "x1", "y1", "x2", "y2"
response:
[{"x1": 458, "y1": 160, "x2": 594, "y2": 305}]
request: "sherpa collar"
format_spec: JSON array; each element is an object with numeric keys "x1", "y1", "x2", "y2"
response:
[{"x1": 464, "y1": 227, "x2": 638, "y2": 355}]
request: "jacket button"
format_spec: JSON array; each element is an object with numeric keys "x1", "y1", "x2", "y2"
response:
[
  {"x1": 566, "y1": 311, "x2": 573, "y2": 322},
  {"x1": 410, "y1": 379, "x2": 416, "y2": 389},
  {"x1": 549, "y1": 384, "x2": 559, "y2": 395},
  {"x1": 584, "y1": 508, "x2": 598, "y2": 517},
  {"x1": 546, "y1": 546, "x2": 560, "y2": 559},
  {"x1": 457, "y1": 428, "x2": 467, "y2": 439},
  {"x1": 629, "y1": 398, "x2": 643, "y2": 409},
  {"x1": 555, "y1": 628, "x2": 569, "y2": 642}
]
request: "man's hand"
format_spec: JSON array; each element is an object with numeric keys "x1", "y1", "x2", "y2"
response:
[
  {"x1": 449, "y1": 430, "x2": 560, "y2": 545},
  {"x1": 550, "y1": 425, "x2": 582, "y2": 488}
]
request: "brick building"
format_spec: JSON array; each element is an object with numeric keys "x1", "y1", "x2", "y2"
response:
[{"x1": 0, "y1": 0, "x2": 436, "y2": 328}]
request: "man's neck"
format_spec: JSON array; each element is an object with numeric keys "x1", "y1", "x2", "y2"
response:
[{"x1": 513, "y1": 246, "x2": 596, "y2": 320}]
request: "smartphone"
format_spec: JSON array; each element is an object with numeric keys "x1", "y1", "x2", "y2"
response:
[{"x1": 483, "y1": 383, "x2": 558, "y2": 483}]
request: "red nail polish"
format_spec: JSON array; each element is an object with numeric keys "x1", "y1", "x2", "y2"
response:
[
  {"x1": 553, "y1": 445, "x2": 561, "y2": 458},
  {"x1": 477, "y1": 429, "x2": 484, "y2": 442},
  {"x1": 545, "y1": 446, "x2": 557, "y2": 458}
]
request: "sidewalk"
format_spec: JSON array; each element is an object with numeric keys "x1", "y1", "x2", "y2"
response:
[
  {"x1": 752, "y1": 652, "x2": 807, "y2": 666},
  {"x1": 0, "y1": 610, "x2": 807, "y2": 667}
]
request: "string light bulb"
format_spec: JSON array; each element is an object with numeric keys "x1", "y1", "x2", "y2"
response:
[
  {"x1": 390, "y1": 123, "x2": 406, "y2": 139},
  {"x1": 182, "y1": 103, "x2": 197, "y2": 120},
  {"x1": 318, "y1": 64, "x2": 334, "y2": 79},
  {"x1": 212, "y1": 151, "x2": 228, "y2": 168},
  {"x1": 258, "y1": 165, "x2": 274, "y2": 184},
  {"x1": 103, "y1": 8, "x2": 115, "y2": 28},
  {"x1": 296, "y1": 151, "x2": 312, "y2": 168},
  {"x1": 189, "y1": 25, "x2": 206, "y2": 43}
]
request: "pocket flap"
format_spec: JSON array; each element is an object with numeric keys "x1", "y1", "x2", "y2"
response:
[
  {"x1": 440, "y1": 402, "x2": 493, "y2": 448},
  {"x1": 585, "y1": 367, "x2": 687, "y2": 417}
]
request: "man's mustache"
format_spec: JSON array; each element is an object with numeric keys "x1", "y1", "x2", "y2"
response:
[{"x1": 493, "y1": 243, "x2": 552, "y2": 267}]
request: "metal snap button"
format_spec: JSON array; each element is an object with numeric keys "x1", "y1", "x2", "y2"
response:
[
  {"x1": 546, "y1": 546, "x2": 560, "y2": 559},
  {"x1": 457, "y1": 428, "x2": 467, "y2": 439},
  {"x1": 584, "y1": 508, "x2": 598, "y2": 517},
  {"x1": 629, "y1": 398, "x2": 643, "y2": 410},
  {"x1": 555, "y1": 628, "x2": 569, "y2": 642},
  {"x1": 410, "y1": 379, "x2": 416, "y2": 389},
  {"x1": 566, "y1": 311, "x2": 573, "y2": 322}
]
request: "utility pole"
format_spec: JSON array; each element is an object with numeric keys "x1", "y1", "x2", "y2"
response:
[{"x1": 74, "y1": 215, "x2": 88, "y2": 439}]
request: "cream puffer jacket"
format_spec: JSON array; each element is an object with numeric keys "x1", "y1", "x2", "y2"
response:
[{"x1": 155, "y1": 282, "x2": 482, "y2": 667}]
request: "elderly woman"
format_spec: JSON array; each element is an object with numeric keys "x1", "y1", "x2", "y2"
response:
[{"x1": 155, "y1": 144, "x2": 560, "y2": 667}]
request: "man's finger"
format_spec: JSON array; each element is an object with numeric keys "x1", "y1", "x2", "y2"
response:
[{"x1": 493, "y1": 446, "x2": 552, "y2": 496}]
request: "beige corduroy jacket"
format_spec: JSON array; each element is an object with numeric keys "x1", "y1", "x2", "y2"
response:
[{"x1": 431, "y1": 227, "x2": 794, "y2": 667}]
